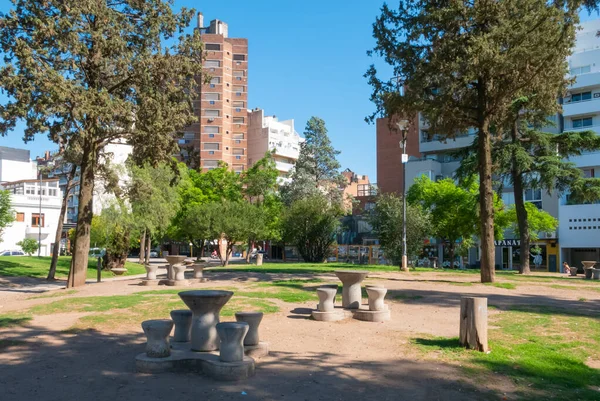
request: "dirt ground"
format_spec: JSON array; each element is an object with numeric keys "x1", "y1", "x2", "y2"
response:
[{"x1": 1, "y1": 269, "x2": 598, "y2": 401}]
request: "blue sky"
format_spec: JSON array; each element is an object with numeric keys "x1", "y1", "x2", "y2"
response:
[
  {"x1": 0, "y1": 0, "x2": 387, "y2": 180},
  {"x1": 1, "y1": 1, "x2": 598, "y2": 181}
]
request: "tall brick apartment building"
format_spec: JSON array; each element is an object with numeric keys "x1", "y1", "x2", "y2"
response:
[
  {"x1": 376, "y1": 116, "x2": 420, "y2": 194},
  {"x1": 181, "y1": 14, "x2": 249, "y2": 172}
]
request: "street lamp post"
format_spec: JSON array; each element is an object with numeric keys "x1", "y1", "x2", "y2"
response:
[
  {"x1": 38, "y1": 167, "x2": 42, "y2": 257},
  {"x1": 396, "y1": 120, "x2": 410, "y2": 272},
  {"x1": 189, "y1": 242, "x2": 193, "y2": 259}
]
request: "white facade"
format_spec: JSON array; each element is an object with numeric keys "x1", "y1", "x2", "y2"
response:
[
  {"x1": 0, "y1": 179, "x2": 63, "y2": 256},
  {"x1": 92, "y1": 140, "x2": 133, "y2": 214},
  {"x1": 247, "y1": 108, "x2": 304, "y2": 182},
  {"x1": 559, "y1": 19, "x2": 600, "y2": 270},
  {"x1": 0, "y1": 146, "x2": 37, "y2": 183}
]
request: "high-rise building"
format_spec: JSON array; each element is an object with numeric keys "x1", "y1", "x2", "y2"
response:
[
  {"x1": 376, "y1": 116, "x2": 420, "y2": 195},
  {"x1": 247, "y1": 108, "x2": 303, "y2": 182},
  {"x1": 181, "y1": 14, "x2": 248, "y2": 173},
  {"x1": 558, "y1": 19, "x2": 600, "y2": 269}
]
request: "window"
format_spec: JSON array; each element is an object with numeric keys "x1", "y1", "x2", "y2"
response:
[
  {"x1": 210, "y1": 77, "x2": 220, "y2": 84},
  {"x1": 208, "y1": 134, "x2": 215, "y2": 138},
  {"x1": 205, "y1": 60, "x2": 220, "y2": 68},
  {"x1": 570, "y1": 91, "x2": 592, "y2": 102},
  {"x1": 204, "y1": 126, "x2": 219, "y2": 134},
  {"x1": 32, "y1": 213, "x2": 45, "y2": 227},
  {"x1": 232, "y1": 101, "x2": 245, "y2": 108},
  {"x1": 49, "y1": 188, "x2": 57, "y2": 197},
  {"x1": 233, "y1": 85, "x2": 244, "y2": 92},
  {"x1": 204, "y1": 93, "x2": 220, "y2": 100},
  {"x1": 205, "y1": 43, "x2": 221, "y2": 51},
  {"x1": 236, "y1": 108, "x2": 241, "y2": 112},
  {"x1": 236, "y1": 156, "x2": 241, "y2": 160},
  {"x1": 365, "y1": 202, "x2": 376, "y2": 211},
  {"x1": 235, "y1": 140, "x2": 241, "y2": 144},
  {"x1": 233, "y1": 70, "x2": 244, "y2": 77},
  {"x1": 583, "y1": 168, "x2": 595, "y2": 178},
  {"x1": 525, "y1": 188, "x2": 542, "y2": 209},
  {"x1": 570, "y1": 65, "x2": 591, "y2": 75},
  {"x1": 205, "y1": 110, "x2": 220, "y2": 117},
  {"x1": 210, "y1": 84, "x2": 215, "y2": 88},
  {"x1": 204, "y1": 160, "x2": 219, "y2": 168},
  {"x1": 233, "y1": 148, "x2": 244, "y2": 155},
  {"x1": 236, "y1": 77, "x2": 242, "y2": 81},
  {"x1": 15, "y1": 212, "x2": 24, "y2": 222},
  {"x1": 209, "y1": 151, "x2": 215, "y2": 155},
  {"x1": 236, "y1": 92, "x2": 241, "y2": 97},
  {"x1": 233, "y1": 54, "x2": 246, "y2": 61},
  {"x1": 233, "y1": 117, "x2": 245, "y2": 124},
  {"x1": 209, "y1": 101, "x2": 215, "y2": 105},
  {"x1": 572, "y1": 117, "x2": 593, "y2": 128},
  {"x1": 204, "y1": 143, "x2": 220, "y2": 150},
  {"x1": 233, "y1": 133, "x2": 244, "y2": 139},
  {"x1": 233, "y1": 164, "x2": 244, "y2": 172}
]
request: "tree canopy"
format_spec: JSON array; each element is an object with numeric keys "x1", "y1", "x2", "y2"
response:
[
  {"x1": 0, "y1": 0, "x2": 205, "y2": 287},
  {"x1": 367, "y1": 0, "x2": 582, "y2": 282},
  {"x1": 0, "y1": 190, "x2": 13, "y2": 241}
]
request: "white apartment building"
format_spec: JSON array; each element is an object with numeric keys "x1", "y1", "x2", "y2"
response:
[
  {"x1": 247, "y1": 108, "x2": 304, "y2": 182},
  {"x1": 1, "y1": 179, "x2": 63, "y2": 256},
  {"x1": 558, "y1": 19, "x2": 600, "y2": 269},
  {"x1": 0, "y1": 146, "x2": 37, "y2": 183}
]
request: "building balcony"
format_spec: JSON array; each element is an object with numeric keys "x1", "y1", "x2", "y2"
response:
[
  {"x1": 558, "y1": 203, "x2": 600, "y2": 248},
  {"x1": 563, "y1": 99, "x2": 600, "y2": 117},
  {"x1": 275, "y1": 160, "x2": 295, "y2": 173},
  {"x1": 25, "y1": 226, "x2": 52, "y2": 238},
  {"x1": 563, "y1": 124, "x2": 600, "y2": 136},
  {"x1": 272, "y1": 145, "x2": 300, "y2": 160},
  {"x1": 419, "y1": 134, "x2": 475, "y2": 153},
  {"x1": 569, "y1": 71, "x2": 600, "y2": 91}
]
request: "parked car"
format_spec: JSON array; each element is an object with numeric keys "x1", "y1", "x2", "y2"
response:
[
  {"x1": 149, "y1": 251, "x2": 159, "y2": 258},
  {"x1": 89, "y1": 248, "x2": 106, "y2": 258},
  {"x1": 0, "y1": 250, "x2": 25, "y2": 256}
]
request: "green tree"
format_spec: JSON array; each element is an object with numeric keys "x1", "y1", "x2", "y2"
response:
[
  {"x1": 407, "y1": 177, "x2": 478, "y2": 269},
  {"x1": 281, "y1": 117, "x2": 345, "y2": 205},
  {"x1": 369, "y1": 193, "x2": 430, "y2": 268},
  {"x1": 202, "y1": 201, "x2": 265, "y2": 267},
  {"x1": 0, "y1": 1, "x2": 204, "y2": 287},
  {"x1": 90, "y1": 203, "x2": 133, "y2": 270},
  {"x1": 367, "y1": 0, "x2": 582, "y2": 282},
  {"x1": 505, "y1": 203, "x2": 557, "y2": 243},
  {"x1": 0, "y1": 190, "x2": 13, "y2": 241},
  {"x1": 282, "y1": 194, "x2": 342, "y2": 263},
  {"x1": 16, "y1": 238, "x2": 39, "y2": 256},
  {"x1": 128, "y1": 161, "x2": 183, "y2": 264},
  {"x1": 457, "y1": 123, "x2": 600, "y2": 274},
  {"x1": 242, "y1": 152, "x2": 282, "y2": 262}
]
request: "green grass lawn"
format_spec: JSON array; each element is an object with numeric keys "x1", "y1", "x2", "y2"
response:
[
  {"x1": 413, "y1": 306, "x2": 600, "y2": 400},
  {"x1": 0, "y1": 256, "x2": 145, "y2": 279},
  {"x1": 210, "y1": 261, "x2": 402, "y2": 274}
]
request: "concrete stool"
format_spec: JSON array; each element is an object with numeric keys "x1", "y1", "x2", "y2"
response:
[
  {"x1": 235, "y1": 312, "x2": 263, "y2": 346},
  {"x1": 217, "y1": 322, "x2": 249, "y2": 362},
  {"x1": 173, "y1": 265, "x2": 187, "y2": 281},
  {"x1": 367, "y1": 287, "x2": 387, "y2": 311},
  {"x1": 141, "y1": 319, "x2": 174, "y2": 358},
  {"x1": 593, "y1": 268, "x2": 600, "y2": 280},
  {"x1": 170, "y1": 310, "x2": 192, "y2": 342},
  {"x1": 193, "y1": 264, "x2": 205, "y2": 279},
  {"x1": 144, "y1": 264, "x2": 158, "y2": 280},
  {"x1": 316, "y1": 287, "x2": 337, "y2": 312}
]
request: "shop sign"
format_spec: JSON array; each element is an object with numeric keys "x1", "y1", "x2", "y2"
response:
[{"x1": 494, "y1": 239, "x2": 520, "y2": 247}]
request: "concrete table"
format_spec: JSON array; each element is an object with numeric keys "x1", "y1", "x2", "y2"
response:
[
  {"x1": 335, "y1": 270, "x2": 369, "y2": 309},
  {"x1": 582, "y1": 261, "x2": 596, "y2": 280},
  {"x1": 179, "y1": 290, "x2": 233, "y2": 352},
  {"x1": 166, "y1": 255, "x2": 188, "y2": 284}
]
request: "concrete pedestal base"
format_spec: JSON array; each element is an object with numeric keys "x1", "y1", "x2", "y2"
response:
[
  {"x1": 140, "y1": 279, "x2": 159, "y2": 286},
  {"x1": 135, "y1": 349, "x2": 255, "y2": 381},
  {"x1": 111, "y1": 268, "x2": 127, "y2": 276},
  {"x1": 311, "y1": 309, "x2": 351, "y2": 322},
  {"x1": 244, "y1": 342, "x2": 270, "y2": 359},
  {"x1": 165, "y1": 279, "x2": 190, "y2": 287},
  {"x1": 351, "y1": 308, "x2": 391, "y2": 323}
]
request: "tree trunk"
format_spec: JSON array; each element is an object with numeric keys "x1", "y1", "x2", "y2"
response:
[
  {"x1": 459, "y1": 296, "x2": 489, "y2": 352},
  {"x1": 145, "y1": 234, "x2": 151, "y2": 265},
  {"x1": 245, "y1": 238, "x2": 252, "y2": 264},
  {"x1": 511, "y1": 122, "x2": 531, "y2": 274},
  {"x1": 48, "y1": 164, "x2": 76, "y2": 281},
  {"x1": 449, "y1": 243, "x2": 455, "y2": 270},
  {"x1": 67, "y1": 144, "x2": 97, "y2": 288},
  {"x1": 477, "y1": 120, "x2": 496, "y2": 283},
  {"x1": 139, "y1": 228, "x2": 146, "y2": 265}
]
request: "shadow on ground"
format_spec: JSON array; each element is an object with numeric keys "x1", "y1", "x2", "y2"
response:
[{"x1": 0, "y1": 324, "x2": 503, "y2": 401}]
